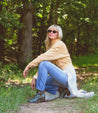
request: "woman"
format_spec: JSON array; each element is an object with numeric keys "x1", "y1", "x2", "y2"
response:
[{"x1": 23, "y1": 25, "x2": 94, "y2": 103}]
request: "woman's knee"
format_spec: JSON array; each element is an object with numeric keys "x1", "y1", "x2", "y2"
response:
[{"x1": 39, "y1": 61, "x2": 50, "y2": 68}]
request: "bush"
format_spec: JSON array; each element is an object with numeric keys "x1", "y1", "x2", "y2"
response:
[{"x1": 0, "y1": 62, "x2": 23, "y2": 84}]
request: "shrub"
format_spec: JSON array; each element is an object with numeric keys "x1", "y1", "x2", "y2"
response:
[{"x1": 0, "y1": 62, "x2": 22, "y2": 84}]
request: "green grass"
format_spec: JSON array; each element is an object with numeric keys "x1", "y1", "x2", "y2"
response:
[
  {"x1": 72, "y1": 54, "x2": 98, "y2": 113},
  {"x1": 72, "y1": 54, "x2": 98, "y2": 67},
  {"x1": 76, "y1": 75, "x2": 98, "y2": 113},
  {"x1": 0, "y1": 85, "x2": 36, "y2": 113},
  {"x1": 0, "y1": 54, "x2": 98, "y2": 113},
  {"x1": 0, "y1": 63, "x2": 37, "y2": 113},
  {"x1": 80, "y1": 80, "x2": 98, "y2": 113}
]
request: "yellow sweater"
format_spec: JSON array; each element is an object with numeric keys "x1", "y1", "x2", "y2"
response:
[{"x1": 27, "y1": 40, "x2": 72, "y2": 77}]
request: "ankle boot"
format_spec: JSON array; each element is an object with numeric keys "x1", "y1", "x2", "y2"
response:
[
  {"x1": 28, "y1": 90, "x2": 45, "y2": 103},
  {"x1": 59, "y1": 88, "x2": 70, "y2": 98}
]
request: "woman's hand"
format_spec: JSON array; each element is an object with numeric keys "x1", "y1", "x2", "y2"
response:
[
  {"x1": 31, "y1": 78, "x2": 36, "y2": 91},
  {"x1": 23, "y1": 66, "x2": 29, "y2": 78}
]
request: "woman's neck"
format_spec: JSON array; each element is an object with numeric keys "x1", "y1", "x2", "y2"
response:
[{"x1": 50, "y1": 38, "x2": 60, "y2": 46}]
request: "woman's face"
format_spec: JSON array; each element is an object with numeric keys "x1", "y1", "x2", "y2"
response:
[{"x1": 47, "y1": 28, "x2": 58, "y2": 40}]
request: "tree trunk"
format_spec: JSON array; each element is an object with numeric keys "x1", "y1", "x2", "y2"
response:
[
  {"x1": 53, "y1": 0, "x2": 60, "y2": 24},
  {"x1": 48, "y1": 1, "x2": 54, "y2": 25},
  {"x1": 17, "y1": 2, "x2": 33, "y2": 67},
  {"x1": 37, "y1": 2, "x2": 47, "y2": 55},
  {"x1": 76, "y1": 24, "x2": 81, "y2": 57},
  {"x1": 0, "y1": 28, "x2": 5, "y2": 61},
  {"x1": 48, "y1": 0, "x2": 60, "y2": 25},
  {"x1": 0, "y1": 4, "x2": 5, "y2": 61}
]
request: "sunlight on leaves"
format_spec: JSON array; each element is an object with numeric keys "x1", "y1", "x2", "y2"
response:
[
  {"x1": 62, "y1": 14, "x2": 68, "y2": 19},
  {"x1": 85, "y1": 18, "x2": 90, "y2": 22}
]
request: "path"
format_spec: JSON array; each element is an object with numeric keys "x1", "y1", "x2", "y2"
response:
[{"x1": 19, "y1": 98, "x2": 82, "y2": 113}]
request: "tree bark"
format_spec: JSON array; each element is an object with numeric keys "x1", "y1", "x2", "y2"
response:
[
  {"x1": 17, "y1": 2, "x2": 33, "y2": 66},
  {"x1": 0, "y1": 4, "x2": 5, "y2": 61},
  {"x1": 76, "y1": 24, "x2": 81, "y2": 57},
  {"x1": 48, "y1": 0, "x2": 54, "y2": 25},
  {"x1": 53, "y1": 0, "x2": 60, "y2": 24}
]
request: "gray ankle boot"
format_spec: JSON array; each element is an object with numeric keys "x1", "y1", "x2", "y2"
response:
[{"x1": 28, "y1": 90, "x2": 45, "y2": 103}]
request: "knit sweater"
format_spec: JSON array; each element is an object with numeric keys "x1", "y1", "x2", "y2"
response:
[{"x1": 28, "y1": 40, "x2": 72, "y2": 71}]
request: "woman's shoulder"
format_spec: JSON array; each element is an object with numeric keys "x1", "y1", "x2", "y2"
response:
[
  {"x1": 52, "y1": 40, "x2": 66, "y2": 49},
  {"x1": 58, "y1": 40, "x2": 66, "y2": 46}
]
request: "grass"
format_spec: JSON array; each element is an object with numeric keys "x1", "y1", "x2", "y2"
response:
[
  {"x1": 79, "y1": 81, "x2": 98, "y2": 113},
  {"x1": 0, "y1": 54, "x2": 98, "y2": 113},
  {"x1": 0, "y1": 85, "x2": 36, "y2": 113},
  {"x1": 71, "y1": 54, "x2": 98, "y2": 112},
  {"x1": 0, "y1": 63, "x2": 37, "y2": 113},
  {"x1": 72, "y1": 54, "x2": 98, "y2": 67},
  {"x1": 77, "y1": 75, "x2": 98, "y2": 113}
]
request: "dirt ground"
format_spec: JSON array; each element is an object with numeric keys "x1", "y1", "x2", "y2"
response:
[{"x1": 19, "y1": 99, "x2": 82, "y2": 113}]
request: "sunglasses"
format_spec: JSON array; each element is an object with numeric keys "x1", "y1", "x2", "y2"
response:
[{"x1": 47, "y1": 30, "x2": 58, "y2": 33}]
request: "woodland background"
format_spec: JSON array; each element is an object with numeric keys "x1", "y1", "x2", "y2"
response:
[{"x1": 0, "y1": 0, "x2": 98, "y2": 67}]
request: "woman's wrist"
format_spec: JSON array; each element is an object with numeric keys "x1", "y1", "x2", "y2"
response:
[{"x1": 33, "y1": 75, "x2": 37, "y2": 79}]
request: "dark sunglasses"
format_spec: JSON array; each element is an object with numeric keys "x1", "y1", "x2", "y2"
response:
[{"x1": 47, "y1": 30, "x2": 58, "y2": 33}]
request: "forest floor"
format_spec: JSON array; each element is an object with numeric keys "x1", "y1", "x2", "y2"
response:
[
  {"x1": 18, "y1": 67, "x2": 97, "y2": 113},
  {"x1": 19, "y1": 99, "x2": 82, "y2": 113}
]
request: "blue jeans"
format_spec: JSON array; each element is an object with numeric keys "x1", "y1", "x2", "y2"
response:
[{"x1": 36, "y1": 61, "x2": 68, "y2": 94}]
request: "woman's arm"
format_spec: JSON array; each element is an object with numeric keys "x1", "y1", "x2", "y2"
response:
[
  {"x1": 23, "y1": 65, "x2": 30, "y2": 78},
  {"x1": 23, "y1": 41, "x2": 69, "y2": 78},
  {"x1": 27, "y1": 41, "x2": 69, "y2": 68},
  {"x1": 31, "y1": 78, "x2": 36, "y2": 91}
]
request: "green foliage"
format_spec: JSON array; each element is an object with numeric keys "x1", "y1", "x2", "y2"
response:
[
  {"x1": 0, "y1": 0, "x2": 98, "y2": 63},
  {"x1": 0, "y1": 0, "x2": 23, "y2": 58},
  {"x1": 0, "y1": 62, "x2": 23, "y2": 84},
  {"x1": 57, "y1": 0, "x2": 98, "y2": 56},
  {"x1": 0, "y1": 1, "x2": 23, "y2": 28},
  {"x1": 0, "y1": 85, "x2": 36, "y2": 113}
]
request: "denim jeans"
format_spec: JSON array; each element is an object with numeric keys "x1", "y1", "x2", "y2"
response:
[{"x1": 36, "y1": 61, "x2": 68, "y2": 94}]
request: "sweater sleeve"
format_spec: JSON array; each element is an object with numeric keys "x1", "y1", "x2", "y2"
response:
[{"x1": 27, "y1": 41, "x2": 69, "y2": 68}]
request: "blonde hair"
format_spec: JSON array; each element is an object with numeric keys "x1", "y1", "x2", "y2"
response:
[{"x1": 45, "y1": 25, "x2": 63, "y2": 50}]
